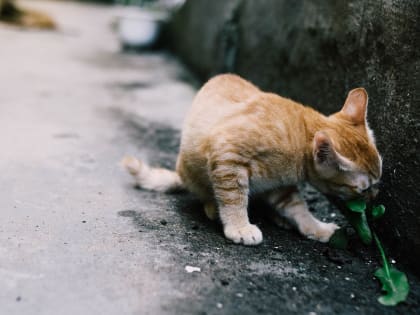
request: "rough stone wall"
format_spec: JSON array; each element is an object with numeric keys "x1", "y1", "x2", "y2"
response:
[{"x1": 167, "y1": 0, "x2": 420, "y2": 275}]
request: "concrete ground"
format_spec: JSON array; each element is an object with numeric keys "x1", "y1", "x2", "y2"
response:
[{"x1": 1, "y1": 1, "x2": 419, "y2": 315}]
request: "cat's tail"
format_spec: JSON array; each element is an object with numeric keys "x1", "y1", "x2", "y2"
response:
[{"x1": 121, "y1": 156, "x2": 184, "y2": 193}]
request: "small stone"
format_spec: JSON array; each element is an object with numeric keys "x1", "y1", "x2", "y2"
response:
[
  {"x1": 216, "y1": 303, "x2": 223, "y2": 309},
  {"x1": 345, "y1": 277, "x2": 350, "y2": 281},
  {"x1": 185, "y1": 265, "x2": 201, "y2": 273},
  {"x1": 236, "y1": 293, "x2": 243, "y2": 298},
  {"x1": 16, "y1": 296, "x2": 21, "y2": 302},
  {"x1": 330, "y1": 213, "x2": 336, "y2": 218},
  {"x1": 308, "y1": 312, "x2": 317, "y2": 315},
  {"x1": 160, "y1": 219, "x2": 167, "y2": 226},
  {"x1": 191, "y1": 224, "x2": 199, "y2": 230},
  {"x1": 292, "y1": 286, "x2": 297, "y2": 291},
  {"x1": 350, "y1": 293, "x2": 355, "y2": 299},
  {"x1": 81, "y1": 220, "x2": 86, "y2": 223},
  {"x1": 391, "y1": 259, "x2": 396, "y2": 264},
  {"x1": 337, "y1": 265, "x2": 342, "y2": 269}
]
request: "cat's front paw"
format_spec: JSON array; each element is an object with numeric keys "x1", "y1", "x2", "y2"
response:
[
  {"x1": 224, "y1": 224, "x2": 263, "y2": 245},
  {"x1": 300, "y1": 222, "x2": 339, "y2": 243}
]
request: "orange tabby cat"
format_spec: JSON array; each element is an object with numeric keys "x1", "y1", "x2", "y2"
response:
[{"x1": 123, "y1": 74, "x2": 382, "y2": 245}]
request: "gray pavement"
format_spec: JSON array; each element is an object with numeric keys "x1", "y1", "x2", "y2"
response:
[{"x1": 1, "y1": 1, "x2": 419, "y2": 315}]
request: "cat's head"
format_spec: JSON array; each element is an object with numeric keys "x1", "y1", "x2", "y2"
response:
[{"x1": 309, "y1": 88, "x2": 382, "y2": 201}]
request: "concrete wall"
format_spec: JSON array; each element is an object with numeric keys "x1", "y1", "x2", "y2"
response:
[{"x1": 167, "y1": 0, "x2": 420, "y2": 275}]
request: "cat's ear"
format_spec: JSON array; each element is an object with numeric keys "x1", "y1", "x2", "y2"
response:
[
  {"x1": 313, "y1": 131, "x2": 353, "y2": 175},
  {"x1": 340, "y1": 88, "x2": 368, "y2": 125},
  {"x1": 313, "y1": 132, "x2": 337, "y2": 166}
]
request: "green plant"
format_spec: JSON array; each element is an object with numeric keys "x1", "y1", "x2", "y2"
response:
[
  {"x1": 343, "y1": 199, "x2": 372, "y2": 245},
  {"x1": 329, "y1": 201, "x2": 410, "y2": 306},
  {"x1": 373, "y1": 232, "x2": 409, "y2": 306}
]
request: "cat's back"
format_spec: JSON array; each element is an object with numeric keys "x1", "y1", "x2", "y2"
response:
[
  {"x1": 181, "y1": 74, "x2": 260, "y2": 141},
  {"x1": 195, "y1": 73, "x2": 260, "y2": 104}
]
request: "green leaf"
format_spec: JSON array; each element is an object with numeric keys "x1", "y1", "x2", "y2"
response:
[
  {"x1": 372, "y1": 205, "x2": 385, "y2": 219},
  {"x1": 373, "y1": 233, "x2": 410, "y2": 306},
  {"x1": 374, "y1": 266, "x2": 410, "y2": 306},
  {"x1": 329, "y1": 228, "x2": 348, "y2": 249},
  {"x1": 346, "y1": 199, "x2": 367, "y2": 213}
]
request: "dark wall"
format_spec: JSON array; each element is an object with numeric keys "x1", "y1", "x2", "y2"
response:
[{"x1": 167, "y1": 0, "x2": 420, "y2": 275}]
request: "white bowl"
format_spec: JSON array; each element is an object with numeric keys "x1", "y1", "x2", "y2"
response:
[{"x1": 117, "y1": 10, "x2": 163, "y2": 48}]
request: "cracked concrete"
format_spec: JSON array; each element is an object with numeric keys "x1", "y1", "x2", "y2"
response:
[{"x1": 1, "y1": 1, "x2": 419, "y2": 314}]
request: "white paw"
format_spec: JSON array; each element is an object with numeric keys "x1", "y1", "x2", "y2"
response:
[
  {"x1": 299, "y1": 222, "x2": 339, "y2": 243},
  {"x1": 224, "y1": 224, "x2": 263, "y2": 245}
]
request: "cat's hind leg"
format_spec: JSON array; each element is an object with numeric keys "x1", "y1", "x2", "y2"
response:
[
  {"x1": 204, "y1": 203, "x2": 218, "y2": 221},
  {"x1": 266, "y1": 187, "x2": 339, "y2": 243},
  {"x1": 211, "y1": 164, "x2": 262, "y2": 245}
]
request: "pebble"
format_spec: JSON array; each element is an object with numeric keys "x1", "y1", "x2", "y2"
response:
[
  {"x1": 350, "y1": 293, "x2": 355, "y2": 299},
  {"x1": 185, "y1": 265, "x2": 201, "y2": 273},
  {"x1": 330, "y1": 213, "x2": 336, "y2": 218},
  {"x1": 292, "y1": 286, "x2": 297, "y2": 291},
  {"x1": 216, "y1": 303, "x2": 223, "y2": 309},
  {"x1": 236, "y1": 293, "x2": 243, "y2": 298},
  {"x1": 345, "y1": 277, "x2": 350, "y2": 281},
  {"x1": 160, "y1": 219, "x2": 167, "y2": 226}
]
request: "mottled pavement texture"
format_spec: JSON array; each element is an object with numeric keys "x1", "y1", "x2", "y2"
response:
[{"x1": 0, "y1": 1, "x2": 419, "y2": 315}]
